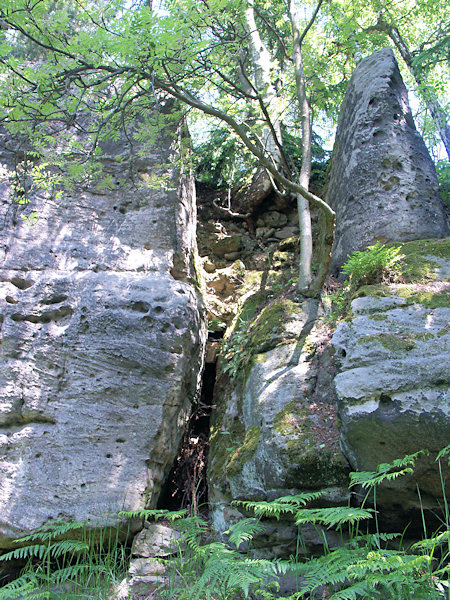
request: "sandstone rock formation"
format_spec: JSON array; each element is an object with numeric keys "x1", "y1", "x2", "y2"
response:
[
  {"x1": 208, "y1": 295, "x2": 349, "y2": 556},
  {"x1": 326, "y1": 48, "x2": 449, "y2": 274},
  {"x1": 0, "y1": 120, "x2": 206, "y2": 547},
  {"x1": 332, "y1": 239, "x2": 450, "y2": 524}
]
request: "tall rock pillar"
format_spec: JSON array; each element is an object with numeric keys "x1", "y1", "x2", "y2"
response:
[{"x1": 326, "y1": 48, "x2": 448, "y2": 273}]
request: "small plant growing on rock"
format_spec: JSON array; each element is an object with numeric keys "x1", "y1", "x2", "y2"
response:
[
  {"x1": 324, "y1": 243, "x2": 405, "y2": 326},
  {"x1": 342, "y1": 241, "x2": 404, "y2": 289},
  {"x1": 221, "y1": 318, "x2": 254, "y2": 380}
]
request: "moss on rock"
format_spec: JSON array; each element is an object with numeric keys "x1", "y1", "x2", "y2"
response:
[
  {"x1": 395, "y1": 286, "x2": 450, "y2": 309},
  {"x1": 370, "y1": 314, "x2": 388, "y2": 321},
  {"x1": 225, "y1": 426, "x2": 261, "y2": 476},
  {"x1": 250, "y1": 298, "x2": 302, "y2": 353},
  {"x1": 273, "y1": 400, "x2": 349, "y2": 489},
  {"x1": 358, "y1": 331, "x2": 436, "y2": 352},
  {"x1": 394, "y1": 238, "x2": 450, "y2": 283}
]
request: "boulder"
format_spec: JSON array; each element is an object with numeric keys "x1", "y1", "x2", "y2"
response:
[
  {"x1": 128, "y1": 558, "x2": 167, "y2": 597},
  {"x1": 0, "y1": 120, "x2": 206, "y2": 547},
  {"x1": 211, "y1": 235, "x2": 242, "y2": 258},
  {"x1": 208, "y1": 295, "x2": 349, "y2": 555},
  {"x1": 132, "y1": 522, "x2": 182, "y2": 558},
  {"x1": 332, "y1": 240, "x2": 450, "y2": 526},
  {"x1": 326, "y1": 48, "x2": 448, "y2": 274}
]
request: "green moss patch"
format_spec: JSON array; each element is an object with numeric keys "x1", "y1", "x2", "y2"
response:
[
  {"x1": 395, "y1": 285, "x2": 450, "y2": 309},
  {"x1": 221, "y1": 295, "x2": 303, "y2": 380},
  {"x1": 392, "y1": 238, "x2": 450, "y2": 283},
  {"x1": 226, "y1": 426, "x2": 261, "y2": 476},
  {"x1": 359, "y1": 332, "x2": 435, "y2": 352},
  {"x1": 351, "y1": 284, "x2": 391, "y2": 299},
  {"x1": 274, "y1": 400, "x2": 349, "y2": 488},
  {"x1": 274, "y1": 400, "x2": 310, "y2": 437},
  {"x1": 370, "y1": 314, "x2": 388, "y2": 321},
  {"x1": 250, "y1": 298, "x2": 302, "y2": 353},
  {"x1": 284, "y1": 446, "x2": 349, "y2": 489}
]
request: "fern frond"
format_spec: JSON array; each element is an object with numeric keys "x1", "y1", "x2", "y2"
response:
[
  {"x1": 294, "y1": 547, "x2": 364, "y2": 592},
  {"x1": 50, "y1": 539, "x2": 90, "y2": 558},
  {"x1": 294, "y1": 507, "x2": 373, "y2": 528},
  {"x1": 436, "y1": 444, "x2": 450, "y2": 464},
  {"x1": 349, "y1": 532, "x2": 401, "y2": 549},
  {"x1": 0, "y1": 543, "x2": 47, "y2": 562},
  {"x1": 329, "y1": 580, "x2": 370, "y2": 600},
  {"x1": 412, "y1": 530, "x2": 450, "y2": 552},
  {"x1": 51, "y1": 563, "x2": 101, "y2": 584},
  {"x1": 119, "y1": 508, "x2": 188, "y2": 522},
  {"x1": 183, "y1": 539, "x2": 279, "y2": 600},
  {"x1": 0, "y1": 572, "x2": 40, "y2": 599},
  {"x1": 234, "y1": 491, "x2": 324, "y2": 518},
  {"x1": 348, "y1": 549, "x2": 429, "y2": 579},
  {"x1": 14, "y1": 519, "x2": 86, "y2": 544},
  {"x1": 225, "y1": 518, "x2": 266, "y2": 548},
  {"x1": 349, "y1": 450, "x2": 427, "y2": 489}
]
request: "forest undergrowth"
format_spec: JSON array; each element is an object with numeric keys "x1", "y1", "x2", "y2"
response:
[{"x1": 0, "y1": 447, "x2": 448, "y2": 600}]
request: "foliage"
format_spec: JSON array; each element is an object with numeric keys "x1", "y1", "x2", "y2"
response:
[
  {"x1": 2, "y1": 449, "x2": 449, "y2": 599},
  {"x1": 324, "y1": 242, "x2": 405, "y2": 326},
  {"x1": 193, "y1": 125, "x2": 257, "y2": 189},
  {"x1": 325, "y1": 0, "x2": 450, "y2": 158},
  {"x1": 436, "y1": 160, "x2": 450, "y2": 206},
  {"x1": 120, "y1": 508, "x2": 280, "y2": 600},
  {"x1": 0, "y1": 519, "x2": 129, "y2": 600},
  {"x1": 341, "y1": 242, "x2": 404, "y2": 289},
  {"x1": 221, "y1": 317, "x2": 255, "y2": 380},
  {"x1": 0, "y1": 0, "x2": 446, "y2": 295}
]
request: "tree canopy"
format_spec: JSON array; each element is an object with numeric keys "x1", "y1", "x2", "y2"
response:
[{"x1": 0, "y1": 0, "x2": 448, "y2": 294}]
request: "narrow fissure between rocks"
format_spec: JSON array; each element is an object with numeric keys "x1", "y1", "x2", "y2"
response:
[{"x1": 157, "y1": 333, "x2": 220, "y2": 514}]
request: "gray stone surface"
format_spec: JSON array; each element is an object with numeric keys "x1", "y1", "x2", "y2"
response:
[
  {"x1": 208, "y1": 297, "x2": 349, "y2": 552},
  {"x1": 332, "y1": 291, "x2": 450, "y2": 516},
  {"x1": 132, "y1": 522, "x2": 182, "y2": 558},
  {"x1": 0, "y1": 122, "x2": 206, "y2": 547},
  {"x1": 327, "y1": 48, "x2": 448, "y2": 274}
]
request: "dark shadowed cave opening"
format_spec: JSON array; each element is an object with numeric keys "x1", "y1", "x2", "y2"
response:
[{"x1": 157, "y1": 334, "x2": 220, "y2": 514}]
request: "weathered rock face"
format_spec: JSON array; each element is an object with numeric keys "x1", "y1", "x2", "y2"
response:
[
  {"x1": 327, "y1": 48, "x2": 448, "y2": 274},
  {"x1": 0, "y1": 120, "x2": 206, "y2": 546},
  {"x1": 332, "y1": 240, "x2": 450, "y2": 524},
  {"x1": 208, "y1": 295, "x2": 349, "y2": 555}
]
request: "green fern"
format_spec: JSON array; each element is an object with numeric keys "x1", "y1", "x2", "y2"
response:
[
  {"x1": 225, "y1": 518, "x2": 266, "y2": 548},
  {"x1": 349, "y1": 450, "x2": 427, "y2": 491},
  {"x1": 234, "y1": 491, "x2": 325, "y2": 518},
  {"x1": 119, "y1": 507, "x2": 188, "y2": 522},
  {"x1": 436, "y1": 444, "x2": 450, "y2": 464},
  {"x1": 294, "y1": 507, "x2": 373, "y2": 528},
  {"x1": 0, "y1": 518, "x2": 128, "y2": 600}
]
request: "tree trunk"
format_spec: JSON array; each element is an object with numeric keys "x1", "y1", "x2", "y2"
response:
[
  {"x1": 373, "y1": 17, "x2": 450, "y2": 159},
  {"x1": 289, "y1": 0, "x2": 314, "y2": 295},
  {"x1": 238, "y1": 1, "x2": 285, "y2": 211}
]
